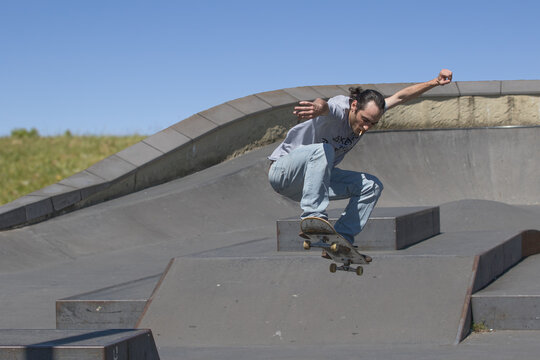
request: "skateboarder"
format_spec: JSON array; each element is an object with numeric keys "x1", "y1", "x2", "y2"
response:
[{"x1": 268, "y1": 69, "x2": 453, "y2": 245}]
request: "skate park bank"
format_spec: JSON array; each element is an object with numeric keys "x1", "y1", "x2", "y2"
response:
[{"x1": 0, "y1": 80, "x2": 540, "y2": 359}]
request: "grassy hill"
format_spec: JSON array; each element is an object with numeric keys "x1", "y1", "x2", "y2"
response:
[{"x1": 0, "y1": 129, "x2": 145, "y2": 206}]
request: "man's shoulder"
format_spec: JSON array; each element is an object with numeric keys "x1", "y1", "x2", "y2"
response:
[
  {"x1": 329, "y1": 95, "x2": 350, "y2": 106},
  {"x1": 326, "y1": 95, "x2": 350, "y2": 120}
]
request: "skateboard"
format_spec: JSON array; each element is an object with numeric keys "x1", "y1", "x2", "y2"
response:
[{"x1": 300, "y1": 217, "x2": 371, "y2": 276}]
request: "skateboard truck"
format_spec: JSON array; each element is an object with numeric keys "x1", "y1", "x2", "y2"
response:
[
  {"x1": 329, "y1": 260, "x2": 364, "y2": 276},
  {"x1": 300, "y1": 217, "x2": 370, "y2": 277},
  {"x1": 303, "y1": 239, "x2": 364, "y2": 276}
]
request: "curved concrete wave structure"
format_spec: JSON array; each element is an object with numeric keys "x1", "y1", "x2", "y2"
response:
[
  {"x1": 1, "y1": 80, "x2": 539, "y2": 230},
  {"x1": 1, "y1": 80, "x2": 540, "y2": 359}
]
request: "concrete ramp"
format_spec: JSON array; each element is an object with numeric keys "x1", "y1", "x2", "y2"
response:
[{"x1": 138, "y1": 255, "x2": 474, "y2": 346}]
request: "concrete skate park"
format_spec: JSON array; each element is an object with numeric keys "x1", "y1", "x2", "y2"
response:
[{"x1": 1, "y1": 80, "x2": 540, "y2": 359}]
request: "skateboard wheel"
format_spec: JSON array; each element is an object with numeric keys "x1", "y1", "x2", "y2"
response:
[
  {"x1": 356, "y1": 266, "x2": 363, "y2": 276},
  {"x1": 329, "y1": 263, "x2": 337, "y2": 273},
  {"x1": 330, "y1": 243, "x2": 339, "y2": 252},
  {"x1": 303, "y1": 240, "x2": 311, "y2": 250}
]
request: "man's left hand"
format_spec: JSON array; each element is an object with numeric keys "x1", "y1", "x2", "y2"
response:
[
  {"x1": 437, "y1": 69, "x2": 453, "y2": 85},
  {"x1": 293, "y1": 101, "x2": 324, "y2": 121}
]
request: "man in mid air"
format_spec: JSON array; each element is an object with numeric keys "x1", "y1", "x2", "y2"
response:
[{"x1": 268, "y1": 69, "x2": 453, "y2": 247}]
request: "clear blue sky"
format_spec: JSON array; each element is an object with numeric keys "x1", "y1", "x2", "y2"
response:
[{"x1": 1, "y1": 0, "x2": 539, "y2": 136}]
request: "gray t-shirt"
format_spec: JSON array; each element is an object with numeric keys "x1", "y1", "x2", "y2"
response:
[{"x1": 268, "y1": 95, "x2": 362, "y2": 166}]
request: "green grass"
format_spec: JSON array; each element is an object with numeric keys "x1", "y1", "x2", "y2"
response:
[
  {"x1": 0, "y1": 130, "x2": 146, "y2": 206},
  {"x1": 472, "y1": 321, "x2": 493, "y2": 333}
]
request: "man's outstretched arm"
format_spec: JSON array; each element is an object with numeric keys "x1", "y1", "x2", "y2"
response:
[{"x1": 384, "y1": 69, "x2": 453, "y2": 110}]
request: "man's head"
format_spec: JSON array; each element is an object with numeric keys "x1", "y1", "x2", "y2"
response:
[{"x1": 348, "y1": 87, "x2": 385, "y2": 136}]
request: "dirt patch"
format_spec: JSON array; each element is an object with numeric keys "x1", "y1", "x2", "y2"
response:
[{"x1": 226, "y1": 125, "x2": 287, "y2": 160}]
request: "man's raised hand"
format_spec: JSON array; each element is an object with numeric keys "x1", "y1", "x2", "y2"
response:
[{"x1": 437, "y1": 69, "x2": 453, "y2": 86}]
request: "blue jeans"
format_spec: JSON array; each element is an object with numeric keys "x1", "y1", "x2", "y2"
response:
[{"x1": 268, "y1": 143, "x2": 383, "y2": 244}]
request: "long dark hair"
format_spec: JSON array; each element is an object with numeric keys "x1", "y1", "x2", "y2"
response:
[{"x1": 349, "y1": 87, "x2": 385, "y2": 112}]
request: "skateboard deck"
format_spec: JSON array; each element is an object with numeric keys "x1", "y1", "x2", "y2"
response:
[{"x1": 300, "y1": 217, "x2": 371, "y2": 275}]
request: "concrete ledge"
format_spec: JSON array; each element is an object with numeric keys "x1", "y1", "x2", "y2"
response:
[
  {"x1": 471, "y1": 231, "x2": 540, "y2": 330},
  {"x1": 1, "y1": 80, "x2": 539, "y2": 231},
  {"x1": 0, "y1": 329, "x2": 159, "y2": 360},
  {"x1": 455, "y1": 230, "x2": 538, "y2": 343},
  {"x1": 277, "y1": 206, "x2": 440, "y2": 251},
  {"x1": 502, "y1": 80, "x2": 540, "y2": 95},
  {"x1": 456, "y1": 81, "x2": 501, "y2": 96},
  {"x1": 283, "y1": 86, "x2": 325, "y2": 101},
  {"x1": 56, "y1": 274, "x2": 161, "y2": 330}
]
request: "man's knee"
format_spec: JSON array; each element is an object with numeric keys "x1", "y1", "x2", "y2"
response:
[{"x1": 361, "y1": 174, "x2": 383, "y2": 198}]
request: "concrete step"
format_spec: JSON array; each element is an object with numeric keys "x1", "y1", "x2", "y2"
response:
[
  {"x1": 0, "y1": 329, "x2": 159, "y2": 360},
  {"x1": 472, "y1": 253, "x2": 540, "y2": 330},
  {"x1": 137, "y1": 230, "x2": 533, "y2": 347},
  {"x1": 56, "y1": 274, "x2": 161, "y2": 330},
  {"x1": 277, "y1": 206, "x2": 440, "y2": 251}
]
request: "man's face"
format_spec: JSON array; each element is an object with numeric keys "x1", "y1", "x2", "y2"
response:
[{"x1": 349, "y1": 100, "x2": 383, "y2": 136}]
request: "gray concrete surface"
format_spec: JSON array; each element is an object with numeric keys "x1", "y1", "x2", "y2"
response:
[
  {"x1": 0, "y1": 329, "x2": 159, "y2": 360},
  {"x1": 0, "y1": 123, "x2": 539, "y2": 359},
  {"x1": 154, "y1": 331, "x2": 540, "y2": 360}
]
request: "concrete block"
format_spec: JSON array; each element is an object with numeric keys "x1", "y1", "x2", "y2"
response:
[
  {"x1": 310, "y1": 85, "x2": 349, "y2": 99},
  {"x1": 29, "y1": 183, "x2": 76, "y2": 197},
  {"x1": 59, "y1": 170, "x2": 106, "y2": 188},
  {"x1": 0, "y1": 202, "x2": 27, "y2": 230},
  {"x1": 277, "y1": 206, "x2": 440, "y2": 251},
  {"x1": 52, "y1": 191, "x2": 82, "y2": 211},
  {"x1": 283, "y1": 86, "x2": 325, "y2": 101},
  {"x1": 199, "y1": 103, "x2": 246, "y2": 126},
  {"x1": 0, "y1": 329, "x2": 159, "y2": 360},
  {"x1": 394, "y1": 206, "x2": 441, "y2": 249},
  {"x1": 456, "y1": 81, "x2": 502, "y2": 96},
  {"x1": 0, "y1": 195, "x2": 55, "y2": 226},
  {"x1": 116, "y1": 141, "x2": 164, "y2": 167},
  {"x1": 228, "y1": 95, "x2": 272, "y2": 114},
  {"x1": 29, "y1": 183, "x2": 82, "y2": 211},
  {"x1": 78, "y1": 176, "x2": 135, "y2": 207},
  {"x1": 255, "y1": 89, "x2": 298, "y2": 107},
  {"x1": 172, "y1": 114, "x2": 218, "y2": 139},
  {"x1": 86, "y1": 155, "x2": 137, "y2": 181},
  {"x1": 502, "y1": 80, "x2": 540, "y2": 95},
  {"x1": 17, "y1": 195, "x2": 54, "y2": 222},
  {"x1": 79, "y1": 182, "x2": 111, "y2": 201},
  {"x1": 143, "y1": 127, "x2": 190, "y2": 153}
]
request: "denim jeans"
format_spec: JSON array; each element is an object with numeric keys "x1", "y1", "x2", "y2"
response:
[{"x1": 268, "y1": 143, "x2": 383, "y2": 244}]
